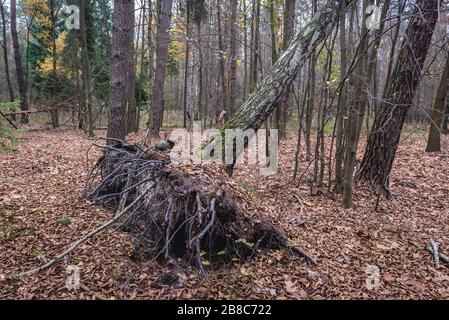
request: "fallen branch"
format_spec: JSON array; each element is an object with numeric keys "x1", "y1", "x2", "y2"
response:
[
  {"x1": 3, "y1": 183, "x2": 155, "y2": 280},
  {"x1": 287, "y1": 243, "x2": 317, "y2": 266},
  {"x1": 426, "y1": 240, "x2": 449, "y2": 268}
]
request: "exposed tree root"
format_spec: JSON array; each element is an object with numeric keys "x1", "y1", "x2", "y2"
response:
[
  {"x1": 86, "y1": 142, "x2": 316, "y2": 276},
  {"x1": 1, "y1": 142, "x2": 315, "y2": 281}
]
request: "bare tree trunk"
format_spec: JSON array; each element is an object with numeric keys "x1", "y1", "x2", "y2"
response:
[
  {"x1": 357, "y1": 0, "x2": 439, "y2": 198},
  {"x1": 80, "y1": 0, "x2": 94, "y2": 136},
  {"x1": 243, "y1": 0, "x2": 248, "y2": 100},
  {"x1": 50, "y1": 1, "x2": 60, "y2": 129},
  {"x1": 384, "y1": 0, "x2": 405, "y2": 93},
  {"x1": 426, "y1": 52, "x2": 449, "y2": 152},
  {"x1": 249, "y1": 0, "x2": 261, "y2": 94},
  {"x1": 10, "y1": 0, "x2": 29, "y2": 124},
  {"x1": 443, "y1": 101, "x2": 449, "y2": 134},
  {"x1": 136, "y1": 0, "x2": 147, "y2": 132},
  {"x1": 182, "y1": 2, "x2": 190, "y2": 128},
  {"x1": 342, "y1": 0, "x2": 370, "y2": 209},
  {"x1": 0, "y1": 1, "x2": 14, "y2": 104},
  {"x1": 127, "y1": 0, "x2": 137, "y2": 133},
  {"x1": 367, "y1": 0, "x2": 390, "y2": 118},
  {"x1": 334, "y1": 0, "x2": 351, "y2": 193},
  {"x1": 107, "y1": 0, "x2": 132, "y2": 143},
  {"x1": 275, "y1": 0, "x2": 296, "y2": 139},
  {"x1": 147, "y1": 0, "x2": 173, "y2": 138},
  {"x1": 196, "y1": 21, "x2": 204, "y2": 121},
  {"x1": 216, "y1": 0, "x2": 227, "y2": 121},
  {"x1": 304, "y1": 0, "x2": 317, "y2": 162},
  {"x1": 228, "y1": 0, "x2": 238, "y2": 117}
]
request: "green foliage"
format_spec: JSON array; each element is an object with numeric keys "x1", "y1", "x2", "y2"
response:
[{"x1": 0, "y1": 101, "x2": 21, "y2": 152}]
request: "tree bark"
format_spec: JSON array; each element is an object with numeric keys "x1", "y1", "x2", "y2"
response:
[
  {"x1": 80, "y1": 0, "x2": 94, "y2": 137},
  {"x1": 425, "y1": 52, "x2": 449, "y2": 152},
  {"x1": 126, "y1": 0, "x2": 137, "y2": 134},
  {"x1": 228, "y1": 0, "x2": 238, "y2": 117},
  {"x1": 216, "y1": 0, "x2": 227, "y2": 121},
  {"x1": 342, "y1": 0, "x2": 370, "y2": 209},
  {"x1": 443, "y1": 101, "x2": 449, "y2": 134},
  {"x1": 249, "y1": 0, "x2": 261, "y2": 94},
  {"x1": 182, "y1": 2, "x2": 190, "y2": 128},
  {"x1": 148, "y1": 0, "x2": 173, "y2": 138},
  {"x1": 1, "y1": 1, "x2": 14, "y2": 104},
  {"x1": 356, "y1": 0, "x2": 439, "y2": 198},
  {"x1": 222, "y1": 0, "x2": 342, "y2": 134},
  {"x1": 275, "y1": 0, "x2": 296, "y2": 139},
  {"x1": 334, "y1": 0, "x2": 349, "y2": 194},
  {"x1": 49, "y1": 1, "x2": 60, "y2": 129},
  {"x1": 10, "y1": 0, "x2": 29, "y2": 124},
  {"x1": 107, "y1": 0, "x2": 132, "y2": 143}
]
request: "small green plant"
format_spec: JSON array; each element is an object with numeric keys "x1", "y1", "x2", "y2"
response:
[
  {"x1": 57, "y1": 217, "x2": 72, "y2": 226},
  {"x1": 239, "y1": 180, "x2": 259, "y2": 195},
  {"x1": 0, "y1": 100, "x2": 21, "y2": 152}
]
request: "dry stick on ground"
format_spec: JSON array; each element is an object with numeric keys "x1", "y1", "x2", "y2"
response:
[
  {"x1": 3, "y1": 183, "x2": 155, "y2": 280},
  {"x1": 193, "y1": 198, "x2": 216, "y2": 281},
  {"x1": 427, "y1": 240, "x2": 449, "y2": 268}
]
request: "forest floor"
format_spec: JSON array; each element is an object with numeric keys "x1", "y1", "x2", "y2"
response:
[{"x1": 0, "y1": 126, "x2": 448, "y2": 300}]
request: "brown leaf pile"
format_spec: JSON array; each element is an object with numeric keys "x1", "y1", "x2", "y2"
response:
[{"x1": 0, "y1": 128, "x2": 448, "y2": 299}]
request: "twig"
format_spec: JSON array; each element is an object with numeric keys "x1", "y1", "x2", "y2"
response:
[
  {"x1": 194, "y1": 198, "x2": 216, "y2": 281},
  {"x1": 287, "y1": 243, "x2": 317, "y2": 266},
  {"x1": 426, "y1": 241, "x2": 449, "y2": 268},
  {"x1": 0, "y1": 110, "x2": 18, "y2": 130}
]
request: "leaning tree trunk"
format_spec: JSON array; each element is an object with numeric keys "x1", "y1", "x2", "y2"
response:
[
  {"x1": 147, "y1": 0, "x2": 173, "y2": 138},
  {"x1": 425, "y1": 51, "x2": 449, "y2": 152},
  {"x1": 214, "y1": 0, "x2": 346, "y2": 175},
  {"x1": 356, "y1": 0, "x2": 439, "y2": 198},
  {"x1": 10, "y1": 0, "x2": 29, "y2": 124},
  {"x1": 107, "y1": 0, "x2": 132, "y2": 143},
  {"x1": 222, "y1": 0, "x2": 343, "y2": 133}
]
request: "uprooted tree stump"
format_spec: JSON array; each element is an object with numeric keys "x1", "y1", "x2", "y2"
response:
[{"x1": 85, "y1": 142, "x2": 315, "y2": 278}]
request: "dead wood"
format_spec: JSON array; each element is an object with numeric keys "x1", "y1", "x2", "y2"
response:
[{"x1": 86, "y1": 142, "x2": 316, "y2": 275}]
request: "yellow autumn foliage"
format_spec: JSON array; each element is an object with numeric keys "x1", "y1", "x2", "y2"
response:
[{"x1": 38, "y1": 32, "x2": 70, "y2": 77}]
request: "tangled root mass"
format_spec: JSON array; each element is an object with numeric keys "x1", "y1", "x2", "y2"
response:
[{"x1": 85, "y1": 143, "x2": 313, "y2": 276}]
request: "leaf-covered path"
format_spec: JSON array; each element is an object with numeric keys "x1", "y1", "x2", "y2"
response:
[{"x1": 1, "y1": 129, "x2": 448, "y2": 299}]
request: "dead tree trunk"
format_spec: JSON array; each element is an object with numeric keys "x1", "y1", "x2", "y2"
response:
[
  {"x1": 10, "y1": 0, "x2": 29, "y2": 124},
  {"x1": 222, "y1": 0, "x2": 342, "y2": 132},
  {"x1": 356, "y1": 0, "x2": 439, "y2": 198}
]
